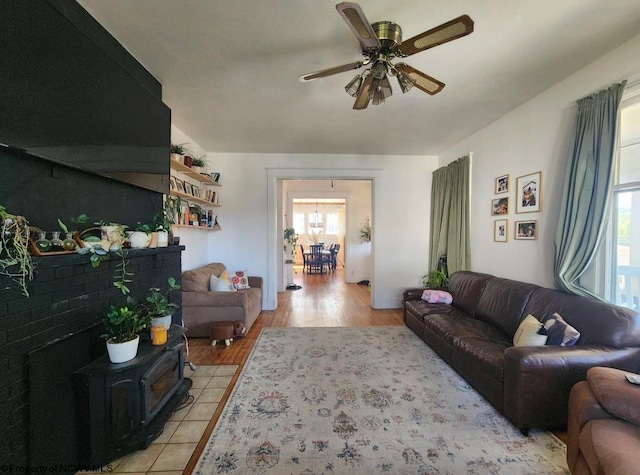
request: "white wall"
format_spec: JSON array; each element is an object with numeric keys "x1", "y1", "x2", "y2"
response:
[
  {"x1": 438, "y1": 33, "x2": 640, "y2": 288},
  {"x1": 187, "y1": 154, "x2": 438, "y2": 310}
]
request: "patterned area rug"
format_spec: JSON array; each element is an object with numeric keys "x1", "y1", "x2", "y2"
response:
[{"x1": 195, "y1": 326, "x2": 568, "y2": 474}]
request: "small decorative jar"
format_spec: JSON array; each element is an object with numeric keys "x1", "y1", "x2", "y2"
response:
[
  {"x1": 50, "y1": 231, "x2": 63, "y2": 251},
  {"x1": 35, "y1": 231, "x2": 51, "y2": 252},
  {"x1": 62, "y1": 232, "x2": 77, "y2": 251}
]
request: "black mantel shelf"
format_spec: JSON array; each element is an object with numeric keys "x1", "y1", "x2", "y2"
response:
[{"x1": 31, "y1": 245, "x2": 185, "y2": 269}]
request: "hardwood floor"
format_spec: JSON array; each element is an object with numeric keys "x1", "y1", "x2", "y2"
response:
[{"x1": 186, "y1": 265, "x2": 404, "y2": 367}]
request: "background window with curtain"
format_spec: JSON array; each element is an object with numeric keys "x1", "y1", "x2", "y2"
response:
[{"x1": 612, "y1": 90, "x2": 640, "y2": 309}]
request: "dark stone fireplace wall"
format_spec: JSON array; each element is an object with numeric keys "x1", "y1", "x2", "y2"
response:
[
  {"x1": 0, "y1": 150, "x2": 179, "y2": 466},
  {"x1": 0, "y1": 243, "x2": 184, "y2": 465}
]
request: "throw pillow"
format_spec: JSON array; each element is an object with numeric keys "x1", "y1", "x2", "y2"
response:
[
  {"x1": 421, "y1": 289, "x2": 453, "y2": 304},
  {"x1": 543, "y1": 312, "x2": 580, "y2": 346},
  {"x1": 230, "y1": 270, "x2": 250, "y2": 290},
  {"x1": 209, "y1": 274, "x2": 236, "y2": 292},
  {"x1": 513, "y1": 314, "x2": 548, "y2": 347}
]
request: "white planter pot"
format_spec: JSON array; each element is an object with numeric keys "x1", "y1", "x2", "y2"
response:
[
  {"x1": 128, "y1": 231, "x2": 151, "y2": 249},
  {"x1": 157, "y1": 230, "x2": 169, "y2": 248},
  {"x1": 151, "y1": 315, "x2": 172, "y2": 328},
  {"x1": 170, "y1": 153, "x2": 182, "y2": 162},
  {"x1": 106, "y1": 335, "x2": 140, "y2": 364}
]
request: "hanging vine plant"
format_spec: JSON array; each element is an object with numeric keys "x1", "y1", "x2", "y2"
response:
[
  {"x1": 284, "y1": 228, "x2": 298, "y2": 257},
  {"x1": 0, "y1": 204, "x2": 34, "y2": 297}
]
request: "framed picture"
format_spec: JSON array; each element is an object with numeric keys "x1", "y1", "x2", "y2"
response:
[
  {"x1": 495, "y1": 174, "x2": 509, "y2": 194},
  {"x1": 494, "y1": 219, "x2": 508, "y2": 242},
  {"x1": 515, "y1": 220, "x2": 537, "y2": 240},
  {"x1": 516, "y1": 171, "x2": 542, "y2": 213},
  {"x1": 175, "y1": 178, "x2": 185, "y2": 194},
  {"x1": 192, "y1": 184, "x2": 200, "y2": 198},
  {"x1": 184, "y1": 182, "x2": 193, "y2": 196},
  {"x1": 491, "y1": 197, "x2": 509, "y2": 216},
  {"x1": 169, "y1": 176, "x2": 177, "y2": 190}
]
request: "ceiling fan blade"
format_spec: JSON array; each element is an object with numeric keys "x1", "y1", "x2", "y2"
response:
[
  {"x1": 353, "y1": 74, "x2": 373, "y2": 110},
  {"x1": 396, "y1": 15, "x2": 474, "y2": 57},
  {"x1": 299, "y1": 61, "x2": 364, "y2": 82},
  {"x1": 395, "y1": 63, "x2": 445, "y2": 95},
  {"x1": 336, "y1": 2, "x2": 381, "y2": 52}
]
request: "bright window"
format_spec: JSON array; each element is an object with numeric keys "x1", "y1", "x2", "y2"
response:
[
  {"x1": 612, "y1": 94, "x2": 640, "y2": 309},
  {"x1": 292, "y1": 213, "x2": 305, "y2": 235},
  {"x1": 326, "y1": 213, "x2": 339, "y2": 235}
]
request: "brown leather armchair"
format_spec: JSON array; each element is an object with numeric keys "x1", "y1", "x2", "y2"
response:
[{"x1": 567, "y1": 367, "x2": 640, "y2": 474}]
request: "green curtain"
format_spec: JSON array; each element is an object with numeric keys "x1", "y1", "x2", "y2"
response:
[
  {"x1": 429, "y1": 155, "x2": 470, "y2": 275},
  {"x1": 554, "y1": 81, "x2": 626, "y2": 298}
]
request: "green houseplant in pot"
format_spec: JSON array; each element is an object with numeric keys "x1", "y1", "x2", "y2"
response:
[
  {"x1": 421, "y1": 268, "x2": 449, "y2": 289},
  {"x1": 102, "y1": 296, "x2": 150, "y2": 363},
  {"x1": 143, "y1": 277, "x2": 181, "y2": 329}
]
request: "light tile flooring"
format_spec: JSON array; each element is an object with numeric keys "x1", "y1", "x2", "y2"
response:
[{"x1": 81, "y1": 365, "x2": 237, "y2": 474}]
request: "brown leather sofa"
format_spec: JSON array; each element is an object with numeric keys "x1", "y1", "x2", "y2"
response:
[
  {"x1": 181, "y1": 263, "x2": 263, "y2": 337},
  {"x1": 567, "y1": 367, "x2": 640, "y2": 474},
  {"x1": 403, "y1": 271, "x2": 640, "y2": 433}
]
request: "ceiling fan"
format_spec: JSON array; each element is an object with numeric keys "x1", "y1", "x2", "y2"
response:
[{"x1": 299, "y1": 2, "x2": 474, "y2": 110}]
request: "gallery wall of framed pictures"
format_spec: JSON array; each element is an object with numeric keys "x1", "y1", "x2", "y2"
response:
[{"x1": 491, "y1": 171, "x2": 542, "y2": 242}]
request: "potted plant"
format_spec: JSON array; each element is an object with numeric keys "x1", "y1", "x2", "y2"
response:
[
  {"x1": 188, "y1": 204, "x2": 204, "y2": 226},
  {"x1": 421, "y1": 268, "x2": 449, "y2": 289},
  {"x1": 170, "y1": 143, "x2": 188, "y2": 162},
  {"x1": 0, "y1": 204, "x2": 34, "y2": 297},
  {"x1": 191, "y1": 155, "x2": 208, "y2": 173},
  {"x1": 284, "y1": 228, "x2": 298, "y2": 261},
  {"x1": 102, "y1": 296, "x2": 150, "y2": 363},
  {"x1": 142, "y1": 277, "x2": 181, "y2": 329},
  {"x1": 57, "y1": 213, "x2": 89, "y2": 251}
]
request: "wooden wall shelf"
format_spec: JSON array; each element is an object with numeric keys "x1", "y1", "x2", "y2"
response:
[{"x1": 170, "y1": 160, "x2": 221, "y2": 186}]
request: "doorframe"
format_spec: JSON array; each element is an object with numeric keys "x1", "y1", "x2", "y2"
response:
[{"x1": 266, "y1": 167, "x2": 383, "y2": 310}]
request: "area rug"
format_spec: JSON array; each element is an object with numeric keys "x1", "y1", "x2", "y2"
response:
[{"x1": 194, "y1": 326, "x2": 568, "y2": 474}]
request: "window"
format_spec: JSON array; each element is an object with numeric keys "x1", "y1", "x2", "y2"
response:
[
  {"x1": 611, "y1": 92, "x2": 640, "y2": 309},
  {"x1": 326, "y1": 213, "x2": 339, "y2": 235},
  {"x1": 292, "y1": 213, "x2": 306, "y2": 235}
]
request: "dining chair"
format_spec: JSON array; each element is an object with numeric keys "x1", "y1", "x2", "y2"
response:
[
  {"x1": 308, "y1": 244, "x2": 325, "y2": 274},
  {"x1": 299, "y1": 244, "x2": 307, "y2": 273},
  {"x1": 331, "y1": 243, "x2": 340, "y2": 271}
]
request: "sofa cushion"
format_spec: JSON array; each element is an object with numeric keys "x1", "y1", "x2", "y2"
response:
[
  {"x1": 453, "y1": 336, "x2": 510, "y2": 381},
  {"x1": 587, "y1": 367, "x2": 640, "y2": 426},
  {"x1": 579, "y1": 418, "x2": 640, "y2": 475},
  {"x1": 543, "y1": 312, "x2": 580, "y2": 346},
  {"x1": 423, "y1": 314, "x2": 510, "y2": 347},
  {"x1": 523, "y1": 288, "x2": 640, "y2": 348},
  {"x1": 210, "y1": 274, "x2": 236, "y2": 292},
  {"x1": 513, "y1": 314, "x2": 547, "y2": 347},
  {"x1": 406, "y1": 300, "x2": 472, "y2": 324},
  {"x1": 230, "y1": 269, "x2": 250, "y2": 289},
  {"x1": 474, "y1": 277, "x2": 539, "y2": 338},
  {"x1": 447, "y1": 271, "x2": 494, "y2": 315},
  {"x1": 182, "y1": 263, "x2": 227, "y2": 292},
  {"x1": 421, "y1": 289, "x2": 453, "y2": 304}
]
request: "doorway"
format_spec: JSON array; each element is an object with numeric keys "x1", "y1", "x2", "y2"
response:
[{"x1": 266, "y1": 169, "x2": 379, "y2": 311}]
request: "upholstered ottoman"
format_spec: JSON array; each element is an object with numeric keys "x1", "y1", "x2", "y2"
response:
[{"x1": 209, "y1": 321, "x2": 235, "y2": 347}]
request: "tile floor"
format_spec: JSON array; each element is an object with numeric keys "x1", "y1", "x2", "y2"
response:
[{"x1": 79, "y1": 365, "x2": 237, "y2": 474}]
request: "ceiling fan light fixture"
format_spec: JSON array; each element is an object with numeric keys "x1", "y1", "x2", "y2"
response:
[
  {"x1": 345, "y1": 74, "x2": 364, "y2": 97},
  {"x1": 397, "y1": 70, "x2": 416, "y2": 94},
  {"x1": 371, "y1": 86, "x2": 385, "y2": 106}
]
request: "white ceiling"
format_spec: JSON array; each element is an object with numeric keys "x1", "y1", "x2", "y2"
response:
[{"x1": 78, "y1": 0, "x2": 640, "y2": 156}]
